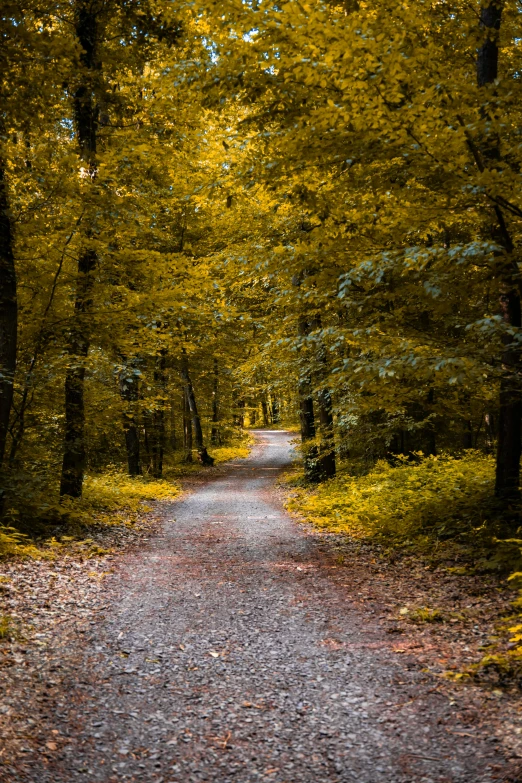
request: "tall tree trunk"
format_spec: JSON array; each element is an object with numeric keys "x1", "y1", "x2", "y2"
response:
[
  {"x1": 150, "y1": 353, "x2": 166, "y2": 478},
  {"x1": 211, "y1": 357, "x2": 220, "y2": 445},
  {"x1": 0, "y1": 146, "x2": 17, "y2": 470},
  {"x1": 261, "y1": 397, "x2": 269, "y2": 427},
  {"x1": 60, "y1": 249, "x2": 96, "y2": 497},
  {"x1": 462, "y1": 421, "x2": 473, "y2": 450},
  {"x1": 297, "y1": 315, "x2": 320, "y2": 482},
  {"x1": 119, "y1": 362, "x2": 141, "y2": 477},
  {"x1": 182, "y1": 388, "x2": 193, "y2": 462},
  {"x1": 311, "y1": 315, "x2": 336, "y2": 479},
  {"x1": 233, "y1": 392, "x2": 245, "y2": 427},
  {"x1": 142, "y1": 406, "x2": 153, "y2": 473},
  {"x1": 60, "y1": 0, "x2": 100, "y2": 498},
  {"x1": 169, "y1": 399, "x2": 177, "y2": 451},
  {"x1": 180, "y1": 352, "x2": 204, "y2": 451},
  {"x1": 425, "y1": 388, "x2": 437, "y2": 456},
  {"x1": 475, "y1": 2, "x2": 522, "y2": 503},
  {"x1": 495, "y1": 288, "x2": 522, "y2": 501}
]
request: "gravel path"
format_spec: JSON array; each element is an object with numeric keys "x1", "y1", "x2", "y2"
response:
[{"x1": 9, "y1": 431, "x2": 512, "y2": 782}]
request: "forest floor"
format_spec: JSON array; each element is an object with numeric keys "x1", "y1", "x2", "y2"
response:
[{"x1": 1, "y1": 431, "x2": 522, "y2": 782}]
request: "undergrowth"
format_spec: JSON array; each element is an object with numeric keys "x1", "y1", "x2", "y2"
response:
[
  {"x1": 0, "y1": 436, "x2": 252, "y2": 560},
  {"x1": 285, "y1": 451, "x2": 504, "y2": 560}
]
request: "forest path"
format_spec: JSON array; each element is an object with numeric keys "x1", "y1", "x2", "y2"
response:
[{"x1": 23, "y1": 431, "x2": 509, "y2": 782}]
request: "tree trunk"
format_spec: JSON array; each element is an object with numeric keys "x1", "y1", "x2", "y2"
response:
[
  {"x1": 169, "y1": 399, "x2": 177, "y2": 451},
  {"x1": 142, "y1": 406, "x2": 153, "y2": 473},
  {"x1": 425, "y1": 388, "x2": 437, "y2": 456},
  {"x1": 261, "y1": 397, "x2": 269, "y2": 427},
  {"x1": 477, "y1": 1, "x2": 502, "y2": 90},
  {"x1": 60, "y1": 0, "x2": 100, "y2": 498},
  {"x1": 211, "y1": 357, "x2": 220, "y2": 445},
  {"x1": 463, "y1": 421, "x2": 473, "y2": 450},
  {"x1": 495, "y1": 287, "x2": 522, "y2": 501},
  {"x1": 233, "y1": 393, "x2": 245, "y2": 427},
  {"x1": 180, "y1": 352, "x2": 204, "y2": 452},
  {"x1": 475, "y1": 2, "x2": 522, "y2": 503},
  {"x1": 311, "y1": 315, "x2": 336, "y2": 479},
  {"x1": 150, "y1": 353, "x2": 166, "y2": 478},
  {"x1": 182, "y1": 388, "x2": 193, "y2": 462},
  {"x1": 0, "y1": 147, "x2": 17, "y2": 470},
  {"x1": 60, "y1": 249, "x2": 96, "y2": 497},
  {"x1": 297, "y1": 315, "x2": 320, "y2": 481},
  {"x1": 119, "y1": 362, "x2": 141, "y2": 476}
]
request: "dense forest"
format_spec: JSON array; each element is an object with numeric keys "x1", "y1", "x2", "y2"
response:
[
  {"x1": 1, "y1": 0, "x2": 522, "y2": 547},
  {"x1": 5, "y1": 3, "x2": 522, "y2": 779}
]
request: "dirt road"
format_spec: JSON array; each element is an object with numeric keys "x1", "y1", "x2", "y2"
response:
[{"x1": 5, "y1": 431, "x2": 513, "y2": 782}]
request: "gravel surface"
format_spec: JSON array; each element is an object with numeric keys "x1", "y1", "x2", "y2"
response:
[{"x1": 2, "y1": 431, "x2": 517, "y2": 782}]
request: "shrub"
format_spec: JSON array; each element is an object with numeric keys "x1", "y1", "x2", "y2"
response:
[{"x1": 287, "y1": 451, "x2": 495, "y2": 543}]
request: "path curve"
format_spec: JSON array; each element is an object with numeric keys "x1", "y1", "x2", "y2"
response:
[{"x1": 29, "y1": 431, "x2": 508, "y2": 782}]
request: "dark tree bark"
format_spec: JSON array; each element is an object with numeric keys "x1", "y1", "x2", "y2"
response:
[
  {"x1": 60, "y1": 0, "x2": 100, "y2": 498},
  {"x1": 462, "y1": 422, "x2": 473, "y2": 450},
  {"x1": 150, "y1": 353, "x2": 166, "y2": 478},
  {"x1": 124, "y1": 418, "x2": 141, "y2": 475},
  {"x1": 211, "y1": 357, "x2": 221, "y2": 445},
  {"x1": 141, "y1": 356, "x2": 166, "y2": 478},
  {"x1": 477, "y1": 1, "x2": 502, "y2": 88},
  {"x1": 142, "y1": 406, "x2": 153, "y2": 472},
  {"x1": 311, "y1": 315, "x2": 336, "y2": 479},
  {"x1": 182, "y1": 388, "x2": 193, "y2": 462},
  {"x1": 425, "y1": 388, "x2": 437, "y2": 456},
  {"x1": 389, "y1": 430, "x2": 406, "y2": 456},
  {"x1": 59, "y1": 248, "x2": 96, "y2": 497},
  {"x1": 119, "y1": 363, "x2": 141, "y2": 477},
  {"x1": 261, "y1": 397, "x2": 269, "y2": 427},
  {"x1": 495, "y1": 287, "x2": 522, "y2": 500},
  {"x1": 180, "y1": 351, "x2": 205, "y2": 453},
  {"x1": 297, "y1": 316, "x2": 320, "y2": 482},
  {"x1": 169, "y1": 400, "x2": 177, "y2": 451},
  {"x1": 474, "y1": 2, "x2": 522, "y2": 503},
  {"x1": 0, "y1": 147, "x2": 17, "y2": 470},
  {"x1": 233, "y1": 393, "x2": 245, "y2": 428},
  {"x1": 271, "y1": 397, "x2": 280, "y2": 424}
]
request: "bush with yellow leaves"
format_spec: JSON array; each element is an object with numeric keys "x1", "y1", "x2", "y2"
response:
[{"x1": 287, "y1": 451, "x2": 495, "y2": 543}]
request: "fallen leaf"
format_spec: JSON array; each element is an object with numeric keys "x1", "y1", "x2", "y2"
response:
[{"x1": 46, "y1": 741, "x2": 57, "y2": 751}]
